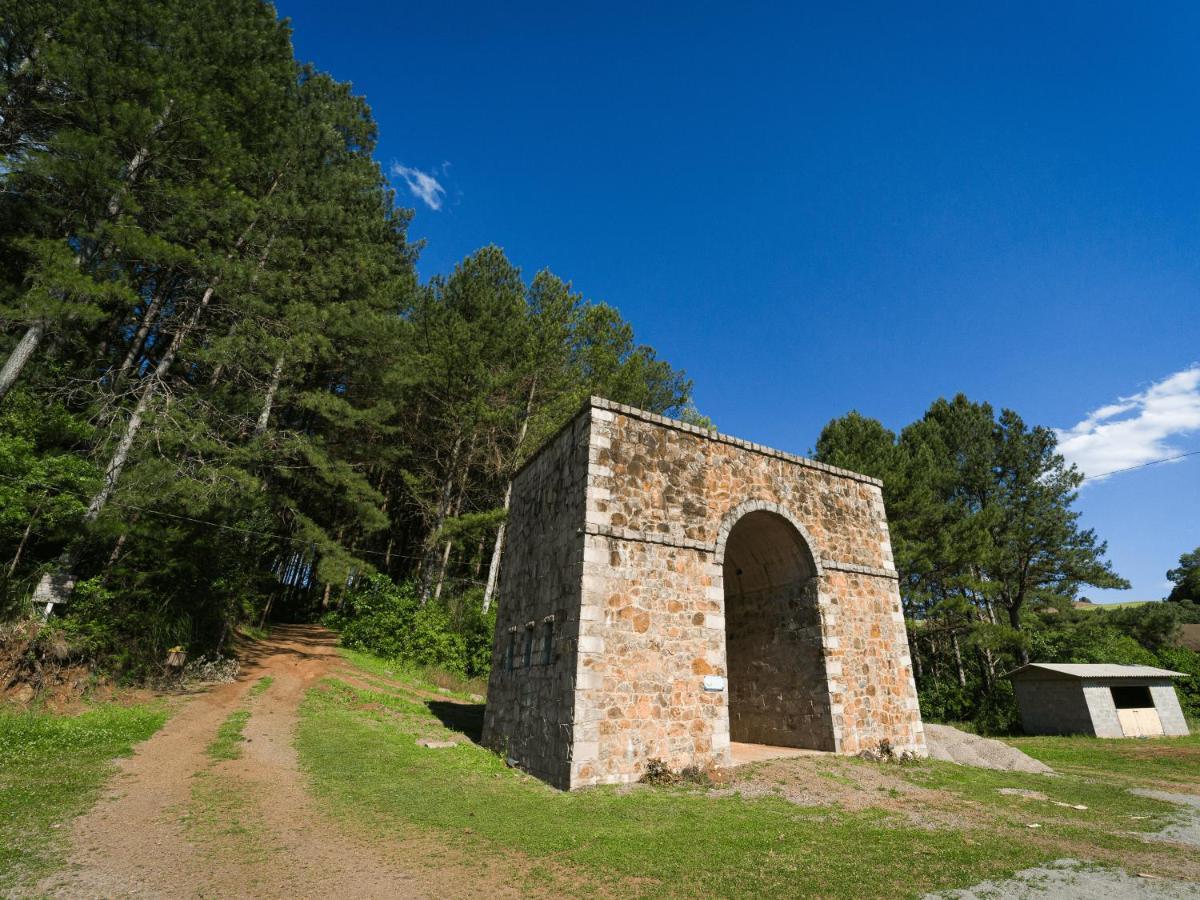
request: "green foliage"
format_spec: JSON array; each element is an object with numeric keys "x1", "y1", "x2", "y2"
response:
[
  {"x1": 329, "y1": 575, "x2": 495, "y2": 678},
  {"x1": 42, "y1": 577, "x2": 198, "y2": 678},
  {"x1": 0, "y1": 703, "x2": 166, "y2": 892},
  {"x1": 1154, "y1": 645, "x2": 1200, "y2": 719},
  {"x1": 1167, "y1": 546, "x2": 1200, "y2": 602},
  {"x1": 0, "y1": 0, "x2": 693, "y2": 677},
  {"x1": 815, "y1": 395, "x2": 1139, "y2": 732},
  {"x1": 0, "y1": 390, "x2": 97, "y2": 606}
]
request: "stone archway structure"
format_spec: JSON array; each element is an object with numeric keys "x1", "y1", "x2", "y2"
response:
[
  {"x1": 481, "y1": 398, "x2": 925, "y2": 790},
  {"x1": 719, "y1": 504, "x2": 836, "y2": 752}
]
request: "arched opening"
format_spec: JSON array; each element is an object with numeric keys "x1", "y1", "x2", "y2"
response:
[{"x1": 722, "y1": 510, "x2": 835, "y2": 751}]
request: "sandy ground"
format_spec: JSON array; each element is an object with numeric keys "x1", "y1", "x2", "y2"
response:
[
  {"x1": 35, "y1": 625, "x2": 517, "y2": 899},
  {"x1": 925, "y1": 858, "x2": 1200, "y2": 899},
  {"x1": 924, "y1": 724, "x2": 1054, "y2": 774}
]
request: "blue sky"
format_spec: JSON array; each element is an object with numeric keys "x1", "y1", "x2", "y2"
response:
[{"x1": 278, "y1": 1, "x2": 1200, "y2": 603}]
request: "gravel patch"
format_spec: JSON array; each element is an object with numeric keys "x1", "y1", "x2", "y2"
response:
[
  {"x1": 924, "y1": 724, "x2": 1053, "y2": 774},
  {"x1": 1131, "y1": 789, "x2": 1200, "y2": 848},
  {"x1": 925, "y1": 858, "x2": 1200, "y2": 899}
]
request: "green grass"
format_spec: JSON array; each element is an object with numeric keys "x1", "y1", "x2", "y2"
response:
[
  {"x1": 296, "y1": 676, "x2": 1195, "y2": 898},
  {"x1": 335, "y1": 647, "x2": 485, "y2": 700},
  {"x1": 184, "y1": 771, "x2": 274, "y2": 865},
  {"x1": 204, "y1": 677, "x2": 273, "y2": 762},
  {"x1": 0, "y1": 703, "x2": 166, "y2": 893},
  {"x1": 1007, "y1": 731, "x2": 1200, "y2": 785},
  {"x1": 207, "y1": 709, "x2": 251, "y2": 761}
]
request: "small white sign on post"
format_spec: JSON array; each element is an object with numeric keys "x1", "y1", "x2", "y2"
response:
[{"x1": 702, "y1": 675, "x2": 726, "y2": 692}]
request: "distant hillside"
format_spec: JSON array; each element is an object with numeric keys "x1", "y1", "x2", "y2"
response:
[
  {"x1": 1072, "y1": 600, "x2": 1157, "y2": 610},
  {"x1": 1179, "y1": 623, "x2": 1200, "y2": 652}
]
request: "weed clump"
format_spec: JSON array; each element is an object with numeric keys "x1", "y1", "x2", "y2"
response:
[
  {"x1": 640, "y1": 758, "x2": 715, "y2": 787},
  {"x1": 856, "y1": 739, "x2": 919, "y2": 765}
]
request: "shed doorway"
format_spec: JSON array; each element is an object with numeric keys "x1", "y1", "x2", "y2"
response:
[
  {"x1": 722, "y1": 510, "x2": 836, "y2": 753},
  {"x1": 1111, "y1": 685, "x2": 1164, "y2": 737}
]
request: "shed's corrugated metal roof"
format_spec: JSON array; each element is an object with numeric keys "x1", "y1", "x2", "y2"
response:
[{"x1": 1008, "y1": 663, "x2": 1187, "y2": 680}]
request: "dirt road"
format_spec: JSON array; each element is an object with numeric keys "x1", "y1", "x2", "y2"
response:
[{"x1": 37, "y1": 625, "x2": 497, "y2": 899}]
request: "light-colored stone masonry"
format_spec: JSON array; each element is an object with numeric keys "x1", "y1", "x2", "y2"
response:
[{"x1": 482, "y1": 398, "x2": 925, "y2": 789}]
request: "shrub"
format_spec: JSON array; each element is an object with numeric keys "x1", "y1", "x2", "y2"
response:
[
  {"x1": 1155, "y1": 645, "x2": 1200, "y2": 719},
  {"x1": 333, "y1": 575, "x2": 495, "y2": 678}
]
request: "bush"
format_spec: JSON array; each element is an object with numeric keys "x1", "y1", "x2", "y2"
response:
[
  {"x1": 37, "y1": 577, "x2": 197, "y2": 678},
  {"x1": 1155, "y1": 645, "x2": 1200, "y2": 719},
  {"x1": 332, "y1": 575, "x2": 495, "y2": 678}
]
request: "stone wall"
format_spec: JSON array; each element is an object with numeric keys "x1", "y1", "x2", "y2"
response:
[
  {"x1": 484, "y1": 398, "x2": 926, "y2": 790},
  {"x1": 570, "y1": 534, "x2": 726, "y2": 785},
  {"x1": 569, "y1": 400, "x2": 924, "y2": 786},
  {"x1": 480, "y1": 412, "x2": 590, "y2": 789}
]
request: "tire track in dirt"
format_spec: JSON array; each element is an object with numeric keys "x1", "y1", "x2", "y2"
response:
[{"x1": 37, "y1": 625, "x2": 518, "y2": 899}]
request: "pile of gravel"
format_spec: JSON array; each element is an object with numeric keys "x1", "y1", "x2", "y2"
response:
[{"x1": 923, "y1": 724, "x2": 1053, "y2": 774}]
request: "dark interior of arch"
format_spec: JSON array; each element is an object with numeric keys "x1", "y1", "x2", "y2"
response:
[{"x1": 722, "y1": 510, "x2": 835, "y2": 751}]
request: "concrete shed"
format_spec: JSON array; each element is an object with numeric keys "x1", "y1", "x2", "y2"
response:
[{"x1": 1009, "y1": 663, "x2": 1190, "y2": 738}]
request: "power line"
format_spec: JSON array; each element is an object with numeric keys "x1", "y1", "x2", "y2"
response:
[{"x1": 1080, "y1": 448, "x2": 1200, "y2": 482}]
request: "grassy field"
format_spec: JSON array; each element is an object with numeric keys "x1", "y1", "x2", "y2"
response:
[
  {"x1": 297, "y1": 664, "x2": 1200, "y2": 898},
  {"x1": 0, "y1": 702, "x2": 167, "y2": 893},
  {"x1": 2, "y1": 654, "x2": 1196, "y2": 899}
]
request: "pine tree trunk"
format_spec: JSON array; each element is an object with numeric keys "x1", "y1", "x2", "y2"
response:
[
  {"x1": 5, "y1": 504, "x2": 39, "y2": 579},
  {"x1": 432, "y1": 498, "x2": 460, "y2": 604},
  {"x1": 5, "y1": 103, "x2": 175, "y2": 406},
  {"x1": 433, "y1": 439, "x2": 474, "y2": 602},
  {"x1": 0, "y1": 323, "x2": 43, "y2": 403},
  {"x1": 115, "y1": 286, "x2": 167, "y2": 385},
  {"x1": 87, "y1": 282, "x2": 217, "y2": 520},
  {"x1": 30, "y1": 272, "x2": 223, "y2": 614},
  {"x1": 106, "y1": 100, "x2": 173, "y2": 218},
  {"x1": 255, "y1": 352, "x2": 285, "y2": 435},
  {"x1": 420, "y1": 434, "x2": 463, "y2": 604},
  {"x1": 482, "y1": 378, "x2": 537, "y2": 613},
  {"x1": 100, "y1": 530, "x2": 128, "y2": 584},
  {"x1": 481, "y1": 482, "x2": 511, "y2": 614},
  {"x1": 978, "y1": 647, "x2": 997, "y2": 692},
  {"x1": 472, "y1": 533, "x2": 486, "y2": 579},
  {"x1": 951, "y1": 632, "x2": 967, "y2": 687}
]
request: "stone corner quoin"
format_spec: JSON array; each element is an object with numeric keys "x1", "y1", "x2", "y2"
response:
[{"x1": 481, "y1": 398, "x2": 926, "y2": 790}]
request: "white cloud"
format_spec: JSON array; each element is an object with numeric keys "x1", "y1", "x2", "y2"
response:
[
  {"x1": 1056, "y1": 364, "x2": 1200, "y2": 481},
  {"x1": 390, "y1": 162, "x2": 446, "y2": 211}
]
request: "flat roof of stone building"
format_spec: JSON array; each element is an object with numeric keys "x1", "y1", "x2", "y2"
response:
[
  {"x1": 1009, "y1": 663, "x2": 1187, "y2": 680},
  {"x1": 516, "y1": 396, "x2": 883, "y2": 488}
]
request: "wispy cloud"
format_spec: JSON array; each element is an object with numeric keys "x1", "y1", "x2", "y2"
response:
[
  {"x1": 1056, "y1": 364, "x2": 1200, "y2": 481},
  {"x1": 391, "y1": 162, "x2": 447, "y2": 211}
]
